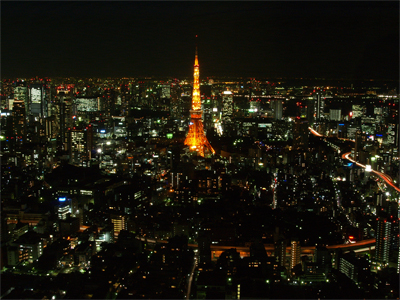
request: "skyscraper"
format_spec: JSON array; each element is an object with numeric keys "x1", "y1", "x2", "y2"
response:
[
  {"x1": 290, "y1": 238, "x2": 301, "y2": 270},
  {"x1": 375, "y1": 217, "x2": 391, "y2": 264},
  {"x1": 274, "y1": 238, "x2": 287, "y2": 267},
  {"x1": 313, "y1": 89, "x2": 324, "y2": 120},
  {"x1": 292, "y1": 117, "x2": 309, "y2": 150},
  {"x1": 271, "y1": 99, "x2": 283, "y2": 120},
  {"x1": 29, "y1": 84, "x2": 49, "y2": 118},
  {"x1": 329, "y1": 109, "x2": 341, "y2": 121},
  {"x1": 222, "y1": 90, "x2": 233, "y2": 136},
  {"x1": 184, "y1": 45, "x2": 215, "y2": 157},
  {"x1": 13, "y1": 81, "x2": 28, "y2": 114}
]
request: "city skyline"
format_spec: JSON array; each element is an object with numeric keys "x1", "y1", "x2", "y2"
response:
[
  {"x1": 2, "y1": 1, "x2": 399, "y2": 80},
  {"x1": 1, "y1": 1, "x2": 399, "y2": 299}
]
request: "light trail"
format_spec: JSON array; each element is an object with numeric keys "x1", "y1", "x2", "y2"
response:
[
  {"x1": 186, "y1": 255, "x2": 197, "y2": 299},
  {"x1": 308, "y1": 127, "x2": 400, "y2": 194},
  {"x1": 342, "y1": 152, "x2": 400, "y2": 193},
  {"x1": 308, "y1": 127, "x2": 323, "y2": 137},
  {"x1": 137, "y1": 236, "x2": 376, "y2": 254}
]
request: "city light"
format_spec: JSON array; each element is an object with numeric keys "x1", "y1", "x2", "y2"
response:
[{"x1": 1, "y1": 5, "x2": 398, "y2": 298}]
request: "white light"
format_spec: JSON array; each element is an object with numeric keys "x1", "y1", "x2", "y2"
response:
[
  {"x1": 97, "y1": 149, "x2": 102, "y2": 153},
  {"x1": 106, "y1": 141, "x2": 111, "y2": 145},
  {"x1": 365, "y1": 165, "x2": 372, "y2": 172}
]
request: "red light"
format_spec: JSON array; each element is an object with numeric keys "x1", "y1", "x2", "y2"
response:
[{"x1": 349, "y1": 236, "x2": 354, "y2": 239}]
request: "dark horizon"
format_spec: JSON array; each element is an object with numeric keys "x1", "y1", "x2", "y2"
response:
[{"x1": 1, "y1": 1, "x2": 399, "y2": 80}]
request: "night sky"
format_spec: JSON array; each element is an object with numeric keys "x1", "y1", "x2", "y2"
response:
[{"x1": 2, "y1": 1, "x2": 399, "y2": 80}]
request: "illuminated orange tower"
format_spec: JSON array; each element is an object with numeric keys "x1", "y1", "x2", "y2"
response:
[{"x1": 184, "y1": 45, "x2": 215, "y2": 157}]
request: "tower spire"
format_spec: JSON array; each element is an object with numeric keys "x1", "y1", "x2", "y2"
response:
[
  {"x1": 195, "y1": 35, "x2": 199, "y2": 66},
  {"x1": 184, "y1": 42, "x2": 215, "y2": 157}
]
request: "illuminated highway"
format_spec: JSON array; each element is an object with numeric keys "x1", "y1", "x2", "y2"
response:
[
  {"x1": 342, "y1": 152, "x2": 400, "y2": 193},
  {"x1": 138, "y1": 237, "x2": 375, "y2": 256},
  {"x1": 308, "y1": 127, "x2": 400, "y2": 193},
  {"x1": 186, "y1": 255, "x2": 197, "y2": 299},
  {"x1": 308, "y1": 127, "x2": 323, "y2": 137}
]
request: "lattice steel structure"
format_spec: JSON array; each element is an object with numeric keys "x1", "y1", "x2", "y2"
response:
[{"x1": 184, "y1": 46, "x2": 215, "y2": 157}]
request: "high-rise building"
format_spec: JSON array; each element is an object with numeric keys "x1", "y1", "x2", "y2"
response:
[
  {"x1": 111, "y1": 213, "x2": 127, "y2": 239},
  {"x1": 13, "y1": 81, "x2": 28, "y2": 114},
  {"x1": 397, "y1": 247, "x2": 400, "y2": 274},
  {"x1": 184, "y1": 45, "x2": 215, "y2": 157},
  {"x1": 29, "y1": 84, "x2": 49, "y2": 118},
  {"x1": 222, "y1": 91, "x2": 233, "y2": 135},
  {"x1": 292, "y1": 117, "x2": 309, "y2": 150},
  {"x1": 68, "y1": 129, "x2": 91, "y2": 165},
  {"x1": 271, "y1": 99, "x2": 283, "y2": 120},
  {"x1": 274, "y1": 238, "x2": 286, "y2": 267},
  {"x1": 354, "y1": 129, "x2": 365, "y2": 161},
  {"x1": 58, "y1": 92, "x2": 73, "y2": 150},
  {"x1": 375, "y1": 217, "x2": 391, "y2": 264},
  {"x1": 161, "y1": 84, "x2": 171, "y2": 98},
  {"x1": 75, "y1": 97, "x2": 101, "y2": 113},
  {"x1": 329, "y1": 109, "x2": 341, "y2": 121},
  {"x1": 290, "y1": 238, "x2": 301, "y2": 269},
  {"x1": 306, "y1": 99, "x2": 315, "y2": 124},
  {"x1": 314, "y1": 246, "x2": 331, "y2": 271},
  {"x1": 12, "y1": 100, "x2": 26, "y2": 143},
  {"x1": 313, "y1": 89, "x2": 324, "y2": 120},
  {"x1": 57, "y1": 197, "x2": 71, "y2": 220}
]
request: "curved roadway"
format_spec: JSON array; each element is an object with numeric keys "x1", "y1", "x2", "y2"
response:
[
  {"x1": 342, "y1": 152, "x2": 400, "y2": 193},
  {"x1": 309, "y1": 127, "x2": 400, "y2": 193}
]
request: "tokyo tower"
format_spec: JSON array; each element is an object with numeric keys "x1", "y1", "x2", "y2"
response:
[{"x1": 184, "y1": 45, "x2": 215, "y2": 157}]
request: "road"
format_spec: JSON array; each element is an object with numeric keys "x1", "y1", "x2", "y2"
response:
[
  {"x1": 186, "y1": 255, "x2": 197, "y2": 299},
  {"x1": 342, "y1": 152, "x2": 400, "y2": 193},
  {"x1": 308, "y1": 127, "x2": 400, "y2": 193},
  {"x1": 138, "y1": 237, "x2": 375, "y2": 255}
]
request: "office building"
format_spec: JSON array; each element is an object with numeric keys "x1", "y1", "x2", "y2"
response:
[
  {"x1": 313, "y1": 89, "x2": 324, "y2": 120},
  {"x1": 11, "y1": 100, "x2": 26, "y2": 143},
  {"x1": 111, "y1": 213, "x2": 127, "y2": 239},
  {"x1": 13, "y1": 81, "x2": 28, "y2": 114},
  {"x1": 330, "y1": 109, "x2": 341, "y2": 121},
  {"x1": 293, "y1": 117, "x2": 309, "y2": 150},
  {"x1": 271, "y1": 99, "x2": 283, "y2": 120},
  {"x1": 274, "y1": 238, "x2": 287, "y2": 267},
  {"x1": 375, "y1": 217, "x2": 391, "y2": 264},
  {"x1": 57, "y1": 197, "x2": 71, "y2": 220},
  {"x1": 29, "y1": 84, "x2": 49, "y2": 118},
  {"x1": 75, "y1": 97, "x2": 101, "y2": 113},
  {"x1": 222, "y1": 90, "x2": 233, "y2": 135}
]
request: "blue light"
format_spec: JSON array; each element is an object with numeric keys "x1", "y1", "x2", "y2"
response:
[
  {"x1": 338, "y1": 123, "x2": 344, "y2": 126},
  {"x1": 59, "y1": 197, "x2": 66, "y2": 202},
  {"x1": 347, "y1": 163, "x2": 353, "y2": 167},
  {"x1": 376, "y1": 134, "x2": 382, "y2": 137}
]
